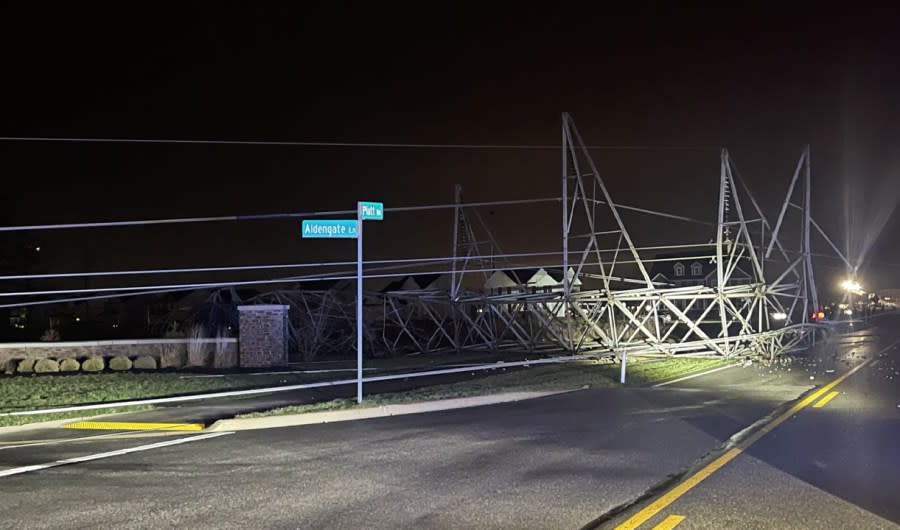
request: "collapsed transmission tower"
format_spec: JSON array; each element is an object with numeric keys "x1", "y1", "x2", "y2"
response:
[{"x1": 210, "y1": 114, "x2": 835, "y2": 360}]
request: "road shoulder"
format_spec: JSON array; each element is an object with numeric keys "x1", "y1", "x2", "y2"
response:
[{"x1": 207, "y1": 388, "x2": 581, "y2": 431}]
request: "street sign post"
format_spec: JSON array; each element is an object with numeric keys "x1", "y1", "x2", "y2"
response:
[
  {"x1": 356, "y1": 201, "x2": 382, "y2": 403},
  {"x1": 301, "y1": 202, "x2": 383, "y2": 404}
]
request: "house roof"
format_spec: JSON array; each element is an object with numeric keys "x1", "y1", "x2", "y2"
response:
[
  {"x1": 650, "y1": 252, "x2": 751, "y2": 281},
  {"x1": 543, "y1": 268, "x2": 582, "y2": 285},
  {"x1": 486, "y1": 267, "x2": 582, "y2": 289},
  {"x1": 380, "y1": 274, "x2": 444, "y2": 293}
]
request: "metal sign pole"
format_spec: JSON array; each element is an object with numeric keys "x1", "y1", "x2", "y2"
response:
[
  {"x1": 301, "y1": 201, "x2": 380, "y2": 404},
  {"x1": 356, "y1": 202, "x2": 364, "y2": 404}
]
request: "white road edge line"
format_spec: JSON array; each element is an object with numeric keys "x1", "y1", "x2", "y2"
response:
[
  {"x1": 0, "y1": 431, "x2": 233, "y2": 478},
  {"x1": 0, "y1": 354, "x2": 590, "y2": 417},
  {"x1": 0, "y1": 428, "x2": 188, "y2": 451},
  {"x1": 651, "y1": 363, "x2": 739, "y2": 387},
  {"x1": 0, "y1": 431, "x2": 146, "y2": 451}
]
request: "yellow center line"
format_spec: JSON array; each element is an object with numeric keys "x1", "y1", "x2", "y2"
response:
[
  {"x1": 651, "y1": 515, "x2": 686, "y2": 529},
  {"x1": 62, "y1": 421, "x2": 204, "y2": 431},
  {"x1": 614, "y1": 337, "x2": 900, "y2": 530},
  {"x1": 812, "y1": 391, "x2": 840, "y2": 408}
]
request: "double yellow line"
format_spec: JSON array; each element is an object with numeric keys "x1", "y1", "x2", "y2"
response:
[
  {"x1": 812, "y1": 391, "x2": 840, "y2": 408},
  {"x1": 615, "y1": 338, "x2": 899, "y2": 530}
]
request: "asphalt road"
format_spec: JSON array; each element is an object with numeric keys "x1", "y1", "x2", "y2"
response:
[
  {"x1": 1, "y1": 320, "x2": 897, "y2": 529},
  {"x1": 603, "y1": 319, "x2": 900, "y2": 530},
  {"x1": 0, "y1": 360, "x2": 539, "y2": 447}
]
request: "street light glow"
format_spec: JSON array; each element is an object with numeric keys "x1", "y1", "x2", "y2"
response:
[{"x1": 841, "y1": 279, "x2": 863, "y2": 293}]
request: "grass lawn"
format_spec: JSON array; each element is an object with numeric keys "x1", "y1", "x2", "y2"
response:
[
  {"x1": 239, "y1": 357, "x2": 729, "y2": 418},
  {"x1": 0, "y1": 371, "x2": 335, "y2": 416},
  {"x1": 0, "y1": 353, "x2": 551, "y2": 415},
  {"x1": 0, "y1": 355, "x2": 728, "y2": 427}
]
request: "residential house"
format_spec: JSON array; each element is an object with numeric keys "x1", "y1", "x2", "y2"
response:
[
  {"x1": 650, "y1": 253, "x2": 752, "y2": 311},
  {"x1": 483, "y1": 267, "x2": 582, "y2": 295},
  {"x1": 482, "y1": 267, "x2": 581, "y2": 317}
]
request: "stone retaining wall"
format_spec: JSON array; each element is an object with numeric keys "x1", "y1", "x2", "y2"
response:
[{"x1": 0, "y1": 338, "x2": 239, "y2": 369}]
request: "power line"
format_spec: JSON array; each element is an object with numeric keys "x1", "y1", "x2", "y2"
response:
[
  {"x1": 6, "y1": 246, "x2": 889, "y2": 310},
  {"x1": 0, "y1": 261, "x2": 587, "y2": 308},
  {"x1": 0, "y1": 251, "x2": 558, "y2": 281},
  {"x1": 2, "y1": 238, "x2": 892, "y2": 295},
  {"x1": 0, "y1": 250, "x2": 730, "y2": 299},
  {"x1": 0, "y1": 198, "x2": 559, "y2": 232},
  {"x1": 0, "y1": 136, "x2": 716, "y2": 151},
  {"x1": 0, "y1": 243, "x2": 718, "y2": 282},
  {"x1": 0, "y1": 196, "x2": 711, "y2": 233}
]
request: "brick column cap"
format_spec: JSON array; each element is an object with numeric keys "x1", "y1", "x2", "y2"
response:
[{"x1": 237, "y1": 304, "x2": 290, "y2": 311}]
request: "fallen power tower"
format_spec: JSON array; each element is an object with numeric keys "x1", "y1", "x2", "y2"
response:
[{"x1": 211, "y1": 114, "x2": 845, "y2": 363}]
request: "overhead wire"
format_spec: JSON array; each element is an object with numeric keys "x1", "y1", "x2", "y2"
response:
[
  {"x1": 0, "y1": 243, "x2": 719, "y2": 282},
  {"x1": 0, "y1": 196, "x2": 710, "y2": 233},
  {"x1": 0, "y1": 136, "x2": 717, "y2": 151}
]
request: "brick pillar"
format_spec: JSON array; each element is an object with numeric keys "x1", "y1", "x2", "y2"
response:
[{"x1": 237, "y1": 305, "x2": 290, "y2": 368}]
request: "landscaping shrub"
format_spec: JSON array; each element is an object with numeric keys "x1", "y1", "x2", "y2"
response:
[
  {"x1": 34, "y1": 358, "x2": 60, "y2": 373},
  {"x1": 213, "y1": 328, "x2": 237, "y2": 369},
  {"x1": 187, "y1": 324, "x2": 210, "y2": 367},
  {"x1": 81, "y1": 356, "x2": 105, "y2": 372},
  {"x1": 59, "y1": 358, "x2": 81, "y2": 372},
  {"x1": 16, "y1": 358, "x2": 36, "y2": 373},
  {"x1": 133, "y1": 355, "x2": 157, "y2": 370},
  {"x1": 109, "y1": 355, "x2": 133, "y2": 371}
]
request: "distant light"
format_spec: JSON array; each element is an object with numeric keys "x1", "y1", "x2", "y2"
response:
[
  {"x1": 75, "y1": 316, "x2": 81, "y2": 322},
  {"x1": 771, "y1": 312, "x2": 787, "y2": 321},
  {"x1": 844, "y1": 309, "x2": 853, "y2": 316},
  {"x1": 34, "y1": 246, "x2": 40, "y2": 252},
  {"x1": 817, "y1": 311, "x2": 825, "y2": 320},
  {"x1": 112, "y1": 323, "x2": 119, "y2": 328},
  {"x1": 841, "y1": 279, "x2": 862, "y2": 293}
]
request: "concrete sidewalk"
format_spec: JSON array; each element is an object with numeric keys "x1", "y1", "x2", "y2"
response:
[{"x1": 207, "y1": 389, "x2": 579, "y2": 431}]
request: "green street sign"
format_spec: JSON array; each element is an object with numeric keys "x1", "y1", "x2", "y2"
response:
[{"x1": 359, "y1": 201, "x2": 384, "y2": 221}]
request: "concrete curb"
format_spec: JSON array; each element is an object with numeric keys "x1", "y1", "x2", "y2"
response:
[{"x1": 207, "y1": 388, "x2": 584, "y2": 432}]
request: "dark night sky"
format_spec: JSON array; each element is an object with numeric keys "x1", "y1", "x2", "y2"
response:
[{"x1": 1, "y1": 3, "x2": 899, "y2": 294}]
